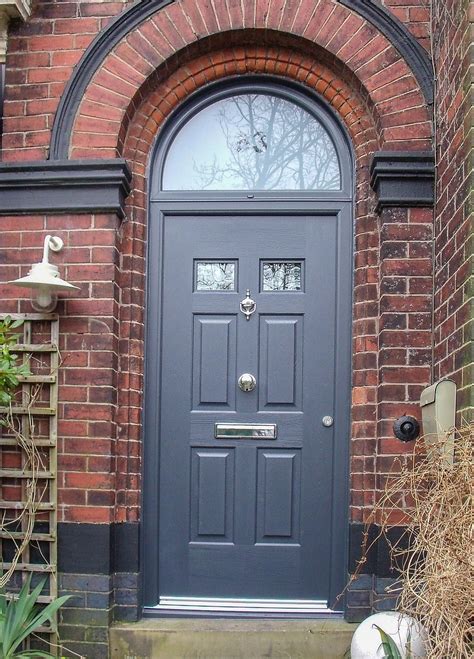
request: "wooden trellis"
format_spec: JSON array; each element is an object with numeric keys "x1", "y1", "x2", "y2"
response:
[{"x1": 0, "y1": 313, "x2": 59, "y2": 654}]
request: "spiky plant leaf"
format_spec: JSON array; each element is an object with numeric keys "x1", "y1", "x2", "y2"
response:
[
  {"x1": 0, "y1": 575, "x2": 70, "y2": 658},
  {"x1": 10, "y1": 594, "x2": 70, "y2": 654},
  {"x1": 373, "y1": 624, "x2": 403, "y2": 659}
]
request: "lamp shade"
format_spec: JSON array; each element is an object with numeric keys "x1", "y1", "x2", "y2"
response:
[
  {"x1": 8, "y1": 234, "x2": 80, "y2": 311},
  {"x1": 9, "y1": 262, "x2": 80, "y2": 292}
]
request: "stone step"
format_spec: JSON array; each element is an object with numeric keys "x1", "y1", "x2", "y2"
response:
[{"x1": 110, "y1": 618, "x2": 356, "y2": 658}]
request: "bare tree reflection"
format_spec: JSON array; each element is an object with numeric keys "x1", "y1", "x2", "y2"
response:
[
  {"x1": 194, "y1": 95, "x2": 340, "y2": 190},
  {"x1": 196, "y1": 262, "x2": 235, "y2": 290},
  {"x1": 263, "y1": 262, "x2": 302, "y2": 290}
]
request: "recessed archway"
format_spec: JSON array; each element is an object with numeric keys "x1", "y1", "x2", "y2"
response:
[{"x1": 143, "y1": 77, "x2": 354, "y2": 612}]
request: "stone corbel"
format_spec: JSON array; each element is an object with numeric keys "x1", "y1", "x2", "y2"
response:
[{"x1": 0, "y1": 0, "x2": 32, "y2": 63}]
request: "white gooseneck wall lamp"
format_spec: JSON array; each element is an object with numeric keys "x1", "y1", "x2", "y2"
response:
[{"x1": 9, "y1": 235, "x2": 79, "y2": 312}]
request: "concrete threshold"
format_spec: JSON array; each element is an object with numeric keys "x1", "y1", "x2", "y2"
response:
[{"x1": 109, "y1": 617, "x2": 356, "y2": 658}]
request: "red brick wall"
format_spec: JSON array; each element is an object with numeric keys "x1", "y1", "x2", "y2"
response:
[
  {"x1": 0, "y1": 0, "x2": 436, "y2": 527},
  {"x1": 1, "y1": 213, "x2": 125, "y2": 523},
  {"x1": 382, "y1": 0, "x2": 431, "y2": 51},
  {"x1": 432, "y1": 0, "x2": 472, "y2": 420},
  {"x1": 2, "y1": 0, "x2": 129, "y2": 160}
]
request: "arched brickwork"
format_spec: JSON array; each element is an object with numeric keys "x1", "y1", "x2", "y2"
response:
[
  {"x1": 109, "y1": 38, "x2": 434, "y2": 528},
  {"x1": 65, "y1": 0, "x2": 432, "y2": 160},
  {"x1": 121, "y1": 34, "x2": 379, "y2": 165},
  {"x1": 110, "y1": 41, "x2": 382, "y2": 525},
  {"x1": 98, "y1": 5, "x2": 433, "y2": 526}
]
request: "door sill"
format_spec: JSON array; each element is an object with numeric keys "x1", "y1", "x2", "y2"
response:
[{"x1": 144, "y1": 597, "x2": 342, "y2": 618}]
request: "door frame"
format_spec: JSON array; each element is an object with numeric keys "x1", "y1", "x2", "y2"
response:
[{"x1": 141, "y1": 77, "x2": 354, "y2": 617}]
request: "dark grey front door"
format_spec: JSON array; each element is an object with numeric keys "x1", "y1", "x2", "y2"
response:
[{"x1": 147, "y1": 208, "x2": 351, "y2": 613}]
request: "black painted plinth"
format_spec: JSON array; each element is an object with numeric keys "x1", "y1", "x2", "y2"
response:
[
  {"x1": 58, "y1": 522, "x2": 140, "y2": 657},
  {"x1": 345, "y1": 522, "x2": 407, "y2": 621}
]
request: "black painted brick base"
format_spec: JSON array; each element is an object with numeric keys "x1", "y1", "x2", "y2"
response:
[
  {"x1": 59, "y1": 573, "x2": 112, "y2": 659},
  {"x1": 344, "y1": 522, "x2": 405, "y2": 621},
  {"x1": 55, "y1": 520, "x2": 405, "y2": 654},
  {"x1": 373, "y1": 576, "x2": 399, "y2": 612},
  {"x1": 57, "y1": 522, "x2": 140, "y2": 657},
  {"x1": 113, "y1": 572, "x2": 140, "y2": 622},
  {"x1": 345, "y1": 574, "x2": 399, "y2": 622}
]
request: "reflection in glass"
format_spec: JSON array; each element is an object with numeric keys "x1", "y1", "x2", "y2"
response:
[
  {"x1": 196, "y1": 261, "x2": 236, "y2": 291},
  {"x1": 163, "y1": 94, "x2": 341, "y2": 190},
  {"x1": 263, "y1": 262, "x2": 302, "y2": 291}
]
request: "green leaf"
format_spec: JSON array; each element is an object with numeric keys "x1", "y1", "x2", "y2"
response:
[
  {"x1": 0, "y1": 589, "x2": 7, "y2": 617},
  {"x1": 14, "y1": 578, "x2": 47, "y2": 639},
  {"x1": 15, "y1": 594, "x2": 71, "y2": 646},
  {"x1": 3, "y1": 577, "x2": 39, "y2": 654},
  {"x1": 373, "y1": 624, "x2": 402, "y2": 659},
  {"x1": 0, "y1": 316, "x2": 30, "y2": 402},
  {"x1": 0, "y1": 574, "x2": 70, "y2": 658}
]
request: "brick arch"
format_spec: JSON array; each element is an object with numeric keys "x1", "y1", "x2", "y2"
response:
[
  {"x1": 89, "y1": 1, "x2": 433, "y2": 526},
  {"x1": 68, "y1": 0, "x2": 432, "y2": 160},
  {"x1": 120, "y1": 39, "x2": 377, "y2": 202},
  {"x1": 111, "y1": 44, "x2": 383, "y2": 524}
]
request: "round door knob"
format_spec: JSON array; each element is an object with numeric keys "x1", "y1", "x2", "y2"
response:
[
  {"x1": 238, "y1": 373, "x2": 256, "y2": 392},
  {"x1": 322, "y1": 416, "x2": 334, "y2": 427}
]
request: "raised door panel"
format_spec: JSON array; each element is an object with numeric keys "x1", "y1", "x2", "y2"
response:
[
  {"x1": 192, "y1": 315, "x2": 237, "y2": 409},
  {"x1": 258, "y1": 316, "x2": 303, "y2": 410},
  {"x1": 190, "y1": 448, "x2": 235, "y2": 543},
  {"x1": 256, "y1": 449, "x2": 301, "y2": 545}
]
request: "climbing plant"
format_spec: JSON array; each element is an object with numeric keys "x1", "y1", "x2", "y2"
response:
[{"x1": 0, "y1": 317, "x2": 30, "y2": 406}]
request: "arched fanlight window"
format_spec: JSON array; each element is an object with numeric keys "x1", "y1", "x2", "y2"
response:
[{"x1": 161, "y1": 92, "x2": 342, "y2": 191}]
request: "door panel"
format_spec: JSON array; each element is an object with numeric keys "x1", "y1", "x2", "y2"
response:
[
  {"x1": 190, "y1": 448, "x2": 235, "y2": 542},
  {"x1": 256, "y1": 449, "x2": 301, "y2": 543},
  {"x1": 192, "y1": 315, "x2": 237, "y2": 409},
  {"x1": 259, "y1": 316, "x2": 303, "y2": 409},
  {"x1": 147, "y1": 210, "x2": 350, "y2": 610}
]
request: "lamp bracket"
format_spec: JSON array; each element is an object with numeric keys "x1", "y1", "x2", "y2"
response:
[
  {"x1": 48, "y1": 236, "x2": 63, "y2": 253},
  {"x1": 42, "y1": 235, "x2": 63, "y2": 264}
]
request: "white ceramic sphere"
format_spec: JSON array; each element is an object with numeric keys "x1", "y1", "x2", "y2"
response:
[{"x1": 350, "y1": 611, "x2": 427, "y2": 658}]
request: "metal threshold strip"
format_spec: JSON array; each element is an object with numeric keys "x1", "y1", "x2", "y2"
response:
[{"x1": 153, "y1": 597, "x2": 335, "y2": 614}]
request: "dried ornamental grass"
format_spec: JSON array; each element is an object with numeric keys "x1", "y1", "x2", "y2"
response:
[{"x1": 373, "y1": 423, "x2": 473, "y2": 658}]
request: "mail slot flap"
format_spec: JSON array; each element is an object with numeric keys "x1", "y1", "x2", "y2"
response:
[{"x1": 215, "y1": 423, "x2": 277, "y2": 439}]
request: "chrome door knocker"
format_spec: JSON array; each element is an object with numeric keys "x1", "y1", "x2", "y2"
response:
[{"x1": 240, "y1": 289, "x2": 256, "y2": 320}]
